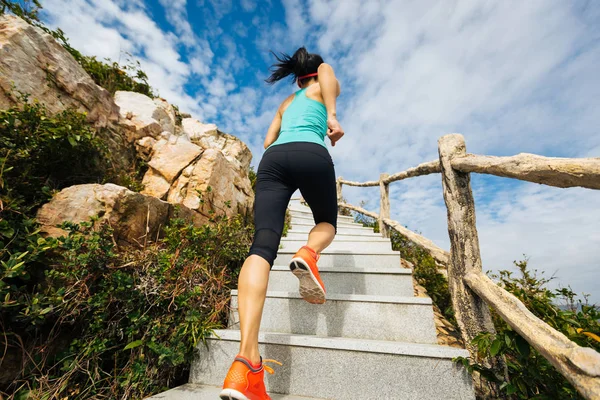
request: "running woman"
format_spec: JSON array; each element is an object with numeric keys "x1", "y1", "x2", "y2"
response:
[{"x1": 220, "y1": 47, "x2": 344, "y2": 400}]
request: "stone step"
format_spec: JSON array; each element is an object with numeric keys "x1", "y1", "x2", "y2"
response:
[
  {"x1": 287, "y1": 223, "x2": 377, "y2": 235},
  {"x1": 274, "y1": 249, "x2": 401, "y2": 269},
  {"x1": 291, "y1": 215, "x2": 359, "y2": 228},
  {"x1": 288, "y1": 208, "x2": 354, "y2": 223},
  {"x1": 190, "y1": 330, "x2": 474, "y2": 400},
  {"x1": 268, "y1": 265, "x2": 414, "y2": 296},
  {"x1": 284, "y1": 231, "x2": 382, "y2": 241},
  {"x1": 228, "y1": 291, "x2": 437, "y2": 344},
  {"x1": 288, "y1": 224, "x2": 381, "y2": 237},
  {"x1": 145, "y1": 384, "x2": 324, "y2": 400},
  {"x1": 280, "y1": 238, "x2": 392, "y2": 252}
]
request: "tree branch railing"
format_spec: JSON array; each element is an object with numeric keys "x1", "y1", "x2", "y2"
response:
[{"x1": 336, "y1": 133, "x2": 600, "y2": 399}]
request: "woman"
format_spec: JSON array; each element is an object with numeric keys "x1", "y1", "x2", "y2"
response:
[{"x1": 220, "y1": 47, "x2": 344, "y2": 400}]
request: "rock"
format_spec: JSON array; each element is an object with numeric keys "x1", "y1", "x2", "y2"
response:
[
  {"x1": 167, "y1": 148, "x2": 253, "y2": 218},
  {"x1": 141, "y1": 138, "x2": 203, "y2": 199},
  {"x1": 114, "y1": 91, "x2": 176, "y2": 141},
  {"x1": 181, "y1": 118, "x2": 252, "y2": 170},
  {"x1": 135, "y1": 136, "x2": 157, "y2": 161},
  {"x1": 36, "y1": 184, "x2": 208, "y2": 246},
  {"x1": 0, "y1": 15, "x2": 132, "y2": 169}
]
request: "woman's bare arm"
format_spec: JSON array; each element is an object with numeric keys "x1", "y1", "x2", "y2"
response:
[
  {"x1": 263, "y1": 94, "x2": 294, "y2": 149},
  {"x1": 318, "y1": 63, "x2": 344, "y2": 146},
  {"x1": 263, "y1": 111, "x2": 282, "y2": 149}
]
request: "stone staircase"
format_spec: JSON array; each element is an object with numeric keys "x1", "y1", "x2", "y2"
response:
[{"x1": 148, "y1": 199, "x2": 475, "y2": 399}]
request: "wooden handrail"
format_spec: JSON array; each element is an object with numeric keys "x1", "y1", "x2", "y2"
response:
[
  {"x1": 335, "y1": 133, "x2": 600, "y2": 399},
  {"x1": 452, "y1": 153, "x2": 600, "y2": 190},
  {"x1": 383, "y1": 159, "x2": 441, "y2": 184}
]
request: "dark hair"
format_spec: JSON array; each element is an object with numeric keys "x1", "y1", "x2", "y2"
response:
[{"x1": 265, "y1": 47, "x2": 324, "y2": 85}]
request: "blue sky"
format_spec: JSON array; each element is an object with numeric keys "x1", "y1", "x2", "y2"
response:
[{"x1": 40, "y1": 0, "x2": 600, "y2": 302}]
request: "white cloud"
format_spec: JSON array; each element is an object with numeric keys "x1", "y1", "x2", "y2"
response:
[
  {"x1": 240, "y1": 0, "x2": 256, "y2": 12},
  {"x1": 294, "y1": 0, "x2": 600, "y2": 302}
]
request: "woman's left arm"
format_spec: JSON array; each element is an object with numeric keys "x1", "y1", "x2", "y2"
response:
[
  {"x1": 264, "y1": 94, "x2": 294, "y2": 149},
  {"x1": 263, "y1": 110, "x2": 282, "y2": 149}
]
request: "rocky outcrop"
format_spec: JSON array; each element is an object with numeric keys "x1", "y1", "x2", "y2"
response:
[
  {"x1": 37, "y1": 184, "x2": 208, "y2": 246},
  {"x1": 166, "y1": 148, "x2": 254, "y2": 217},
  {"x1": 1, "y1": 15, "x2": 254, "y2": 233},
  {"x1": 113, "y1": 91, "x2": 255, "y2": 218},
  {"x1": 0, "y1": 15, "x2": 133, "y2": 169},
  {"x1": 114, "y1": 91, "x2": 177, "y2": 141},
  {"x1": 182, "y1": 118, "x2": 252, "y2": 170},
  {"x1": 141, "y1": 138, "x2": 203, "y2": 199}
]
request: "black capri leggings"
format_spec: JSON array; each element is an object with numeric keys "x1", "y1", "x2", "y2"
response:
[{"x1": 249, "y1": 142, "x2": 338, "y2": 267}]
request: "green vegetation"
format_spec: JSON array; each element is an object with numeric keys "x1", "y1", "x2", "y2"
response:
[
  {"x1": 2, "y1": 216, "x2": 251, "y2": 399},
  {"x1": 0, "y1": 103, "x2": 253, "y2": 399},
  {"x1": 456, "y1": 259, "x2": 600, "y2": 399},
  {"x1": 353, "y1": 210, "x2": 599, "y2": 399},
  {"x1": 1, "y1": 0, "x2": 154, "y2": 97}
]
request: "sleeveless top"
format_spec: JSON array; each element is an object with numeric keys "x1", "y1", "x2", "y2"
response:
[{"x1": 267, "y1": 87, "x2": 328, "y2": 149}]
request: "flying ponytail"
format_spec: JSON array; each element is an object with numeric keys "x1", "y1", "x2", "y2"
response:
[{"x1": 265, "y1": 47, "x2": 324, "y2": 85}]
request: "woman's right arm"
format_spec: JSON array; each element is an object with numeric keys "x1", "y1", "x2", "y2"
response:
[{"x1": 318, "y1": 63, "x2": 344, "y2": 146}]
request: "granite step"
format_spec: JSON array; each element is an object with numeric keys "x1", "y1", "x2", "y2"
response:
[
  {"x1": 145, "y1": 384, "x2": 325, "y2": 399},
  {"x1": 288, "y1": 208, "x2": 354, "y2": 223},
  {"x1": 190, "y1": 330, "x2": 475, "y2": 400},
  {"x1": 280, "y1": 238, "x2": 392, "y2": 252},
  {"x1": 283, "y1": 231, "x2": 383, "y2": 241},
  {"x1": 228, "y1": 290, "x2": 437, "y2": 344},
  {"x1": 274, "y1": 249, "x2": 401, "y2": 269},
  {"x1": 267, "y1": 265, "x2": 414, "y2": 296}
]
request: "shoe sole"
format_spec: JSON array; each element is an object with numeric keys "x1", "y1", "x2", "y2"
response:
[
  {"x1": 290, "y1": 257, "x2": 326, "y2": 304},
  {"x1": 219, "y1": 388, "x2": 249, "y2": 400}
]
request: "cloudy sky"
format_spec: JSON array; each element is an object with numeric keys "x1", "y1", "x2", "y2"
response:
[{"x1": 40, "y1": 0, "x2": 600, "y2": 303}]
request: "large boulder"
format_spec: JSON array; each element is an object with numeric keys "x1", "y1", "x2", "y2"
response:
[
  {"x1": 167, "y1": 148, "x2": 253, "y2": 218},
  {"x1": 141, "y1": 138, "x2": 203, "y2": 199},
  {"x1": 182, "y1": 118, "x2": 252, "y2": 170},
  {"x1": 36, "y1": 184, "x2": 207, "y2": 246},
  {"x1": 114, "y1": 91, "x2": 177, "y2": 141},
  {"x1": 0, "y1": 15, "x2": 133, "y2": 169}
]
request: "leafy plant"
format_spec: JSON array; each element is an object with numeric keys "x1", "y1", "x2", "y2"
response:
[
  {"x1": 2, "y1": 213, "x2": 253, "y2": 399},
  {"x1": 455, "y1": 259, "x2": 599, "y2": 399},
  {"x1": 0, "y1": 0, "x2": 41, "y2": 23}
]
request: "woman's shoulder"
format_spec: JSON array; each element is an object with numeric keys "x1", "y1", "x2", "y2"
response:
[{"x1": 278, "y1": 93, "x2": 296, "y2": 115}]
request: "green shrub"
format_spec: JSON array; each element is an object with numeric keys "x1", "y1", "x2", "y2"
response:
[
  {"x1": 1, "y1": 99, "x2": 110, "y2": 319},
  {"x1": 455, "y1": 259, "x2": 600, "y2": 399},
  {"x1": 2, "y1": 213, "x2": 253, "y2": 399},
  {"x1": 0, "y1": 0, "x2": 41, "y2": 23}
]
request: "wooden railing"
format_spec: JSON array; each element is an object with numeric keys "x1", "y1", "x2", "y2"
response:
[{"x1": 336, "y1": 134, "x2": 600, "y2": 399}]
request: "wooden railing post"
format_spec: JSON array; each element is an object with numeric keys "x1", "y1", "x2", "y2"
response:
[
  {"x1": 438, "y1": 134, "x2": 508, "y2": 396},
  {"x1": 336, "y1": 176, "x2": 343, "y2": 205},
  {"x1": 379, "y1": 173, "x2": 390, "y2": 238}
]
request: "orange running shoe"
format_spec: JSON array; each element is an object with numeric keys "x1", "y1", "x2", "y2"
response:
[
  {"x1": 289, "y1": 246, "x2": 326, "y2": 304},
  {"x1": 220, "y1": 355, "x2": 281, "y2": 400}
]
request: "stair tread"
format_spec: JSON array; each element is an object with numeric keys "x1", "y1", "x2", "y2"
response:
[
  {"x1": 270, "y1": 265, "x2": 412, "y2": 274},
  {"x1": 281, "y1": 237, "x2": 390, "y2": 243},
  {"x1": 209, "y1": 329, "x2": 468, "y2": 359},
  {"x1": 146, "y1": 384, "x2": 325, "y2": 400},
  {"x1": 277, "y1": 248, "x2": 399, "y2": 255},
  {"x1": 230, "y1": 290, "x2": 430, "y2": 304}
]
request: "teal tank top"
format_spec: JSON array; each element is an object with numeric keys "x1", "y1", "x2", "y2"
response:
[{"x1": 268, "y1": 87, "x2": 328, "y2": 149}]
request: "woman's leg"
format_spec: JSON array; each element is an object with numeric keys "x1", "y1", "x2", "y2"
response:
[
  {"x1": 238, "y1": 147, "x2": 295, "y2": 365},
  {"x1": 236, "y1": 255, "x2": 270, "y2": 365},
  {"x1": 307, "y1": 222, "x2": 335, "y2": 253}
]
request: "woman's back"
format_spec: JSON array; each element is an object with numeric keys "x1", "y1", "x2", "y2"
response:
[{"x1": 269, "y1": 86, "x2": 328, "y2": 149}]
